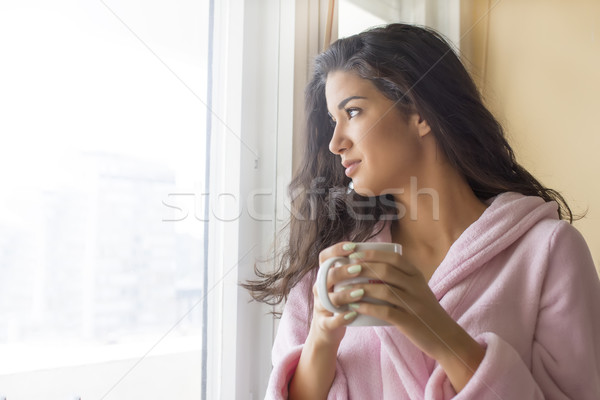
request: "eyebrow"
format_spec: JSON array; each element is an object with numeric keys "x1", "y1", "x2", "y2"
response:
[{"x1": 337, "y1": 96, "x2": 366, "y2": 110}]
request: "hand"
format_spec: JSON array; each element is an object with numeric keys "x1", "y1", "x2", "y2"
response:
[
  {"x1": 342, "y1": 249, "x2": 462, "y2": 359},
  {"x1": 308, "y1": 242, "x2": 365, "y2": 348}
]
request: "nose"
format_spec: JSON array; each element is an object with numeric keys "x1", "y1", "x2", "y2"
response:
[{"x1": 328, "y1": 122, "x2": 352, "y2": 155}]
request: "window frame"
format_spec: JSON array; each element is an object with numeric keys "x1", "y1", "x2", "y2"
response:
[
  {"x1": 207, "y1": 0, "x2": 342, "y2": 397},
  {"x1": 206, "y1": 0, "x2": 295, "y2": 398}
]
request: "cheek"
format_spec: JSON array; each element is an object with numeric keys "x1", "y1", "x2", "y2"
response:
[{"x1": 373, "y1": 134, "x2": 421, "y2": 178}]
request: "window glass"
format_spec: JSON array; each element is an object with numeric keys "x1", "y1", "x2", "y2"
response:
[{"x1": 0, "y1": 0, "x2": 209, "y2": 397}]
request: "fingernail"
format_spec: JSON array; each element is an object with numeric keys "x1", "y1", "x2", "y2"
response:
[
  {"x1": 350, "y1": 288, "x2": 364, "y2": 298},
  {"x1": 348, "y1": 251, "x2": 365, "y2": 260},
  {"x1": 344, "y1": 311, "x2": 357, "y2": 320},
  {"x1": 348, "y1": 303, "x2": 360, "y2": 310},
  {"x1": 347, "y1": 264, "x2": 362, "y2": 274},
  {"x1": 342, "y1": 242, "x2": 356, "y2": 251}
]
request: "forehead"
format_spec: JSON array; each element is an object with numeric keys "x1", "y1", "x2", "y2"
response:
[{"x1": 325, "y1": 70, "x2": 376, "y2": 106}]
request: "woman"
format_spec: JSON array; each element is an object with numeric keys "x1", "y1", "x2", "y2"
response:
[{"x1": 243, "y1": 23, "x2": 600, "y2": 399}]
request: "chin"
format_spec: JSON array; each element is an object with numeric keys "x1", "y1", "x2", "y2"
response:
[{"x1": 351, "y1": 183, "x2": 381, "y2": 198}]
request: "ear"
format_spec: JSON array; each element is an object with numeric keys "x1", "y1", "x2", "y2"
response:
[{"x1": 409, "y1": 113, "x2": 431, "y2": 138}]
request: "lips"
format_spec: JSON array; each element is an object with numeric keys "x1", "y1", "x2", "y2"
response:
[
  {"x1": 343, "y1": 160, "x2": 361, "y2": 177},
  {"x1": 342, "y1": 159, "x2": 360, "y2": 169}
]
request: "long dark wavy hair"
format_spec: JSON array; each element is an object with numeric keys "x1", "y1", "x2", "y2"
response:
[{"x1": 241, "y1": 23, "x2": 575, "y2": 316}]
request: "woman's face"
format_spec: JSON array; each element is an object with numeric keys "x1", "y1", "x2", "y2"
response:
[{"x1": 325, "y1": 70, "x2": 427, "y2": 197}]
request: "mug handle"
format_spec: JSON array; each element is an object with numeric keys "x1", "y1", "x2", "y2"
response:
[{"x1": 316, "y1": 256, "x2": 349, "y2": 314}]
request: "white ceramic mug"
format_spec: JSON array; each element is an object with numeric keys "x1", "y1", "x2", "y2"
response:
[{"x1": 316, "y1": 242, "x2": 402, "y2": 327}]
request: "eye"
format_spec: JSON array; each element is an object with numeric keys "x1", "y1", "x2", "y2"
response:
[
  {"x1": 346, "y1": 108, "x2": 360, "y2": 119},
  {"x1": 327, "y1": 108, "x2": 360, "y2": 128}
]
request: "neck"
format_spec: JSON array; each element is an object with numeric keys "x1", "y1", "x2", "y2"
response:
[{"x1": 391, "y1": 166, "x2": 488, "y2": 256}]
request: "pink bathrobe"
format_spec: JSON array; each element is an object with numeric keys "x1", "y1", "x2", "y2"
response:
[{"x1": 266, "y1": 192, "x2": 600, "y2": 399}]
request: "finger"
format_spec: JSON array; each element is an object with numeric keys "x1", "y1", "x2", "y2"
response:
[
  {"x1": 350, "y1": 250, "x2": 418, "y2": 277},
  {"x1": 348, "y1": 301, "x2": 403, "y2": 325},
  {"x1": 314, "y1": 302, "x2": 334, "y2": 316},
  {"x1": 318, "y1": 241, "x2": 359, "y2": 265},
  {"x1": 360, "y1": 282, "x2": 409, "y2": 309},
  {"x1": 321, "y1": 309, "x2": 359, "y2": 330},
  {"x1": 358, "y1": 261, "x2": 411, "y2": 288},
  {"x1": 312, "y1": 282, "x2": 357, "y2": 328},
  {"x1": 313, "y1": 283, "x2": 337, "y2": 316},
  {"x1": 329, "y1": 286, "x2": 365, "y2": 308},
  {"x1": 326, "y1": 260, "x2": 364, "y2": 289}
]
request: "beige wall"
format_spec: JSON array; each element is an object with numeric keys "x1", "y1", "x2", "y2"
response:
[{"x1": 460, "y1": 0, "x2": 600, "y2": 273}]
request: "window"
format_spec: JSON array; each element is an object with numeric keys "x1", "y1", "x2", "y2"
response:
[
  {"x1": 338, "y1": 0, "x2": 460, "y2": 47},
  {"x1": 0, "y1": 0, "x2": 210, "y2": 397}
]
